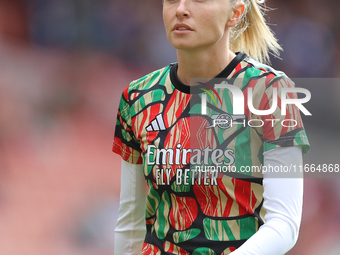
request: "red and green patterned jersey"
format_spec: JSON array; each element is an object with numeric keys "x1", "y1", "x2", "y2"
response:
[{"x1": 113, "y1": 53, "x2": 310, "y2": 255}]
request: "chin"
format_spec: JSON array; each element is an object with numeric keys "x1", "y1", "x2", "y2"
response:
[
  {"x1": 170, "y1": 41, "x2": 200, "y2": 51},
  {"x1": 170, "y1": 38, "x2": 217, "y2": 52},
  {"x1": 172, "y1": 44, "x2": 194, "y2": 51}
]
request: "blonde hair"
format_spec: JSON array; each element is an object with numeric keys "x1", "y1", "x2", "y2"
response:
[{"x1": 230, "y1": 0, "x2": 282, "y2": 64}]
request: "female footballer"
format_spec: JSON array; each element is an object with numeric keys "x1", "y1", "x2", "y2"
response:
[{"x1": 113, "y1": 0, "x2": 310, "y2": 254}]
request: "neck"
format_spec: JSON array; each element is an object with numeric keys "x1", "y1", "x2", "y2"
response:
[{"x1": 176, "y1": 44, "x2": 235, "y2": 85}]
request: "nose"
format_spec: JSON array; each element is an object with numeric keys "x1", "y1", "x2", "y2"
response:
[{"x1": 176, "y1": 0, "x2": 190, "y2": 18}]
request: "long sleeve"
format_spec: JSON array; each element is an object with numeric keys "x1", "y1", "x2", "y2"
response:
[
  {"x1": 114, "y1": 159, "x2": 146, "y2": 255},
  {"x1": 231, "y1": 146, "x2": 303, "y2": 255}
]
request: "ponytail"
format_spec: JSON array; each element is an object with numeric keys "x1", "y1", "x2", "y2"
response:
[{"x1": 230, "y1": 0, "x2": 282, "y2": 64}]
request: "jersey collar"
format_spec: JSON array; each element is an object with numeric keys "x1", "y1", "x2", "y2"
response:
[{"x1": 170, "y1": 52, "x2": 247, "y2": 94}]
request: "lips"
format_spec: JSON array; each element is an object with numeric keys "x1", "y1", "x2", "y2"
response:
[
  {"x1": 173, "y1": 23, "x2": 193, "y2": 31},
  {"x1": 177, "y1": 27, "x2": 190, "y2": 30}
]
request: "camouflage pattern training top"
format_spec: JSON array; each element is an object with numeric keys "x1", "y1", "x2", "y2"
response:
[{"x1": 113, "y1": 52, "x2": 310, "y2": 255}]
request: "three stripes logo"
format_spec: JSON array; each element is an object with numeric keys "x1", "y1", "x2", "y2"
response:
[{"x1": 146, "y1": 114, "x2": 166, "y2": 131}]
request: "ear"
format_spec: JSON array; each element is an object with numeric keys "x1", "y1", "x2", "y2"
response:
[{"x1": 227, "y1": 1, "x2": 245, "y2": 28}]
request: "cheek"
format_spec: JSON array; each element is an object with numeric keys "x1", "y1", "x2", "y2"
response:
[
  {"x1": 205, "y1": 18, "x2": 228, "y2": 40},
  {"x1": 217, "y1": 8, "x2": 232, "y2": 30},
  {"x1": 200, "y1": 9, "x2": 229, "y2": 35},
  {"x1": 162, "y1": 9, "x2": 172, "y2": 35}
]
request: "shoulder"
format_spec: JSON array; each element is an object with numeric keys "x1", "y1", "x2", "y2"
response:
[
  {"x1": 237, "y1": 55, "x2": 295, "y2": 90},
  {"x1": 239, "y1": 55, "x2": 287, "y2": 79}
]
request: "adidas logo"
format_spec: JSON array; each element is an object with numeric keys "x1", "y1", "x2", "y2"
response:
[{"x1": 146, "y1": 114, "x2": 166, "y2": 131}]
